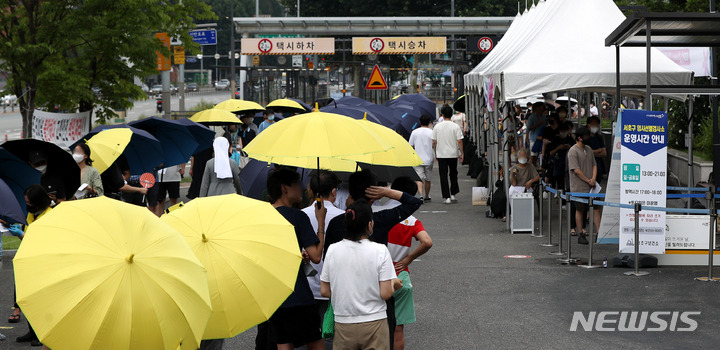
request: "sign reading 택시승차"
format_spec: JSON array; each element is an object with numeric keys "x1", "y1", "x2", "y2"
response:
[{"x1": 619, "y1": 109, "x2": 667, "y2": 254}]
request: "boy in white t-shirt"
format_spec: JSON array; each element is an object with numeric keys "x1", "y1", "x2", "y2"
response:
[
  {"x1": 408, "y1": 114, "x2": 434, "y2": 201},
  {"x1": 321, "y1": 200, "x2": 402, "y2": 350}
]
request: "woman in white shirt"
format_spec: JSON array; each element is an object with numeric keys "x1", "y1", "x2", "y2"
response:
[{"x1": 321, "y1": 200, "x2": 402, "y2": 350}]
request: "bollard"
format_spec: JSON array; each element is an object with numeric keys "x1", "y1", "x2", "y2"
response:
[
  {"x1": 550, "y1": 190, "x2": 565, "y2": 255},
  {"x1": 532, "y1": 185, "x2": 545, "y2": 238},
  {"x1": 558, "y1": 195, "x2": 578, "y2": 264},
  {"x1": 540, "y1": 190, "x2": 557, "y2": 247},
  {"x1": 695, "y1": 187, "x2": 719, "y2": 281},
  {"x1": 624, "y1": 203, "x2": 649, "y2": 276},
  {"x1": 580, "y1": 198, "x2": 602, "y2": 269}
]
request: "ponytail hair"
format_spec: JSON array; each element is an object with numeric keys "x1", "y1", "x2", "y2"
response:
[{"x1": 344, "y1": 199, "x2": 373, "y2": 241}]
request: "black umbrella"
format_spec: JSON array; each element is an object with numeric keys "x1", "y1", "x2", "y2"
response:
[
  {"x1": 453, "y1": 94, "x2": 466, "y2": 113},
  {"x1": 175, "y1": 118, "x2": 216, "y2": 155},
  {"x1": 2, "y1": 139, "x2": 80, "y2": 200},
  {"x1": 357, "y1": 162, "x2": 421, "y2": 183}
]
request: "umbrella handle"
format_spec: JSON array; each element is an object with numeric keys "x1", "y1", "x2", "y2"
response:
[{"x1": 316, "y1": 197, "x2": 323, "y2": 209}]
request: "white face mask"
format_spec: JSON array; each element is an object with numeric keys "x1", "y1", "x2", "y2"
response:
[
  {"x1": 72, "y1": 153, "x2": 85, "y2": 164},
  {"x1": 590, "y1": 126, "x2": 600, "y2": 134},
  {"x1": 518, "y1": 158, "x2": 528, "y2": 165},
  {"x1": 34, "y1": 165, "x2": 47, "y2": 174},
  {"x1": 559, "y1": 132, "x2": 568, "y2": 138}
]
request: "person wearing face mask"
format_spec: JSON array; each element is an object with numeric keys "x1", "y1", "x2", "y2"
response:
[
  {"x1": 72, "y1": 143, "x2": 104, "y2": 198},
  {"x1": 527, "y1": 102, "x2": 547, "y2": 163},
  {"x1": 5, "y1": 185, "x2": 53, "y2": 347},
  {"x1": 510, "y1": 148, "x2": 540, "y2": 193},
  {"x1": 568, "y1": 127, "x2": 598, "y2": 245},
  {"x1": 199, "y1": 137, "x2": 243, "y2": 197},
  {"x1": 585, "y1": 116, "x2": 607, "y2": 183},
  {"x1": 258, "y1": 109, "x2": 276, "y2": 134},
  {"x1": 27, "y1": 150, "x2": 67, "y2": 203},
  {"x1": 556, "y1": 105, "x2": 569, "y2": 124}
]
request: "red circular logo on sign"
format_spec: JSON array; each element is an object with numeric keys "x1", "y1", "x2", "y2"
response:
[
  {"x1": 478, "y1": 37, "x2": 493, "y2": 53},
  {"x1": 258, "y1": 39, "x2": 273, "y2": 54},
  {"x1": 369, "y1": 38, "x2": 384, "y2": 53}
]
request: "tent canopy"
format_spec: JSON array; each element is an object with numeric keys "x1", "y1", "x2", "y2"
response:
[{"x1": 465, "y1": 0, "x2": 693, "y2": 102}]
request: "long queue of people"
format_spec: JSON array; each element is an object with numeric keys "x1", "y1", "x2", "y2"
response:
[
  {"x1": 3, "y1": 132, "x2": 432, "y2": 350},
  {"x1": 501, "y1": 101, "x2": 608, "y2": 243}
]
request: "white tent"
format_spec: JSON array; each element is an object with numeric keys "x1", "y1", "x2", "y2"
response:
[{"x1": 465, "y1": 0, "x2": 694, "y2": 102}]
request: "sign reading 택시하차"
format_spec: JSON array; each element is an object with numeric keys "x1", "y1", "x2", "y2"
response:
[
  {"x1": 619, "y1": 110, "x2": 667, "y2": 254},
  {"x1": 240, "y1": 38, "x2": 335, "y2": 55}
]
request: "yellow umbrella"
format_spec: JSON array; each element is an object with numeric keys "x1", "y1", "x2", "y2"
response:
[
  {"x1": 161, "y1": 194, "x2": 300, "y2": 339},
  {"x1": 214, "y1": 99, "x2": 265, "y2": 114},
  {"x1": 85, "y1": 128, "x2": 133, "y2": 174},
  {"x1": 190, "y1": 109, "x2": 242, "y2": 125},
  {"x1": 14, "y1": 197, "x2": 212, "y2": 350},
  {"x1": 243, "y1": 111, "x2": 392, "y2": 172},
  {"x1": 352, "y1": 115, "x2": 423, "y2": 167},
  {"x1": 266, "y1": 98, "x2": 307, "y2": 113}
]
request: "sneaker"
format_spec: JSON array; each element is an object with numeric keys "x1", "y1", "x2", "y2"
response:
[
  {"x1": 578, "y1": 234, "x2": 589, "y2": 245},
  {"x1": 450, "y1": 195, "x2": 457, "y2": 203},
  {"x1": 443, "y1": 198, "x2": 452, "y2": 204},
  {"x1": 424, "y1": 197, "x2": 431, "y2": 202}
]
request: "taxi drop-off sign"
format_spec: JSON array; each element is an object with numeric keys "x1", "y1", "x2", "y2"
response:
[{"x1": 619, "y1": 110, "x2": 667, "y2": 254}]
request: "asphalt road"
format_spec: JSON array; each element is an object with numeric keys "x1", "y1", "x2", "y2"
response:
[
  {"x1": 2, "y1": 164, "x2": 720, "y2": 349},
  {"x1": 0, "y1": 89, "x2": 232, "y2": 141}
]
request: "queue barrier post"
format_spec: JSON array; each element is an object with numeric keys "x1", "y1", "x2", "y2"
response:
[
  {"x1": 540, "y1": 188, "x2": 557, "y2": 247},
  {"x1": 580, "y1": 197, "x2": 602, "y2": 269},
  {"x1": 624, "y1": 203, "x2": 649, "y2": 276},
  {"x1": 558, "y1": 196, "x2": 578, "y2": 264},
  {"x1": 532, "y1": 184, "x2": 545, "y2": 238},
  {"x1": 695, "y1": 186, "x2": 720, "y2": 282},
  {"x1": 549, "y1": 190, "x2": 565, "y2": 256}
]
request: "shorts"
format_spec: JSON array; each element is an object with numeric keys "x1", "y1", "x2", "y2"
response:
[
  {"x1": 157, "y1": 182, "x2": 180, "y2": 202},
  {"x1": 145, "y1": 182, "x2": 160, "y2": 205},
  {"x1": 334, "y1": 319, "x2": 389, "y2": 350},
  {"x1": 268, "y1": 305, "x2": 322, "y2": 346},
  {"x1": 393, "y1": 271, "x2": 416, "y2": 325},
  {"x1": 414, "y1": 164, "x2": 433, "y2": 182},
  {"x1": 574, "y1": 201, "x2": 588, "y2": 213}
]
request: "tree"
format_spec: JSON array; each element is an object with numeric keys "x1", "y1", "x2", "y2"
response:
[{"x1": 0, "y1": 0, "x2": 215, "y2": 136}]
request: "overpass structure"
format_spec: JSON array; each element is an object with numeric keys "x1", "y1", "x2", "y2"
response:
[{"x1": 231, "y1": 17, "x2": 514, "y2": 36}]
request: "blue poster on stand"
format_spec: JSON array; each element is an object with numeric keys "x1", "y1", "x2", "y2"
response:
[{"x1": 619, "y1": 110, "x2": 667, "y2": 254}]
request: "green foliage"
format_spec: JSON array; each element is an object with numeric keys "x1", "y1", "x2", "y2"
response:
[
  {"x1": 0, "y1": 0, "x2": 216, "y2": 133},
  {"x1": 191, "y1": 99, "x2": 217, "y2": 111}
]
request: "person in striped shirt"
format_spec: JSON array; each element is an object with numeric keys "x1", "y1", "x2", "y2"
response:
[{"x1": 385, "y1": 176, "x2": 433, "y2": 350}]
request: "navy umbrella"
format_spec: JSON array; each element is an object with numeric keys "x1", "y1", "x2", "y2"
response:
[
  {"x1": 0, "y1": 147, "x2": 41, "y2": 221},
  {"x1": 239, "y1": 159, "x2": 311, "y2": 200},
  {"x1": 0, "y1": 178, "x2": 28, "y2": 224},
  {"x1": 357, "y1": 162, "x2": 421, "y2": 183},
  {"x1": 174, "y1": 118, "x2": 216, "y2": 154},
  {"x1": 319, "y1": 104, "x2": 400, "y2": 131},
  {"x1": 386, "y1": 93, "x2": 437, "y2": 117},
  {"x1": 129, "y1": 117, "x2": 198, "y2": 167},
  {"x1": 2, "y1": 139, "x2": 80, "y2": 198},
  {"x1": 71, "y1": 124, "x2": 164, "y2": 175},
  {"x1": 383, "y1": 104, "x2": 423, "y2": 139},
  {"x1": 335, "y1": 96, "x2": 372, "y2": 106}
]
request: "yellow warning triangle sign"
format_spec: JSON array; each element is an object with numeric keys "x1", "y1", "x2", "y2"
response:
[{"x1": 365, "y1": 64, "x2": 388, "y2": 90}]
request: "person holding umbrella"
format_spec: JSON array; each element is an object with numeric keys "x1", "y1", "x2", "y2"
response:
[
  {"x1": 258, "y1": 168, "x2": 326, "y2": 350},
  {"x1": 3, "y1": 184, "x2": 53, "y2": 347},
  {"x1": 72, "y1": 143, "x2": 104, "y2": 198},
  {"x1": 199, "y1": 138, "x2": 243, "y2": 197},
  {"x1": 28, "y1": 151, "x2": 66, "y2": 203}
]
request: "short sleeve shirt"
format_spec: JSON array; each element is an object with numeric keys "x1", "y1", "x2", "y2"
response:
[
  {"x1": 588, "y1": 133, "x2": 606, "y2": 176},
  {"x1": 276, "y1": 206, "x2": 320, "y2": 308},
  {"x1": 567, "y1": 144, "x2": 596, "y2": 193},
  {"x1": 510, "y1": 164, "x2": 539, "y2": 186},
  {"x1": 409, "y1": 127, "x2": 434, "y2": 166},
  {"x1": 387, "y1": 216, "x2": 425, "y2": 273},
  {"x1": 432, "y1": 121, "x2": 463, "y2": 159}
]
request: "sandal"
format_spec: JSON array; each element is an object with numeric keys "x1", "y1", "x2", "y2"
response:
[
  {"x1": 8, "y1": 312, "x2": 20, "y2": 324},
  {"x1": 570, "y1": 229, "x2": 577, "y2": 236}
]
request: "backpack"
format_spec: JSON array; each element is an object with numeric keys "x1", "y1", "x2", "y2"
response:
[{"x1": 490, "y1": 179, "x2": 507, "y2": 218}]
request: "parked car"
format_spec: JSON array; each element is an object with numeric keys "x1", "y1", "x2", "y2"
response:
[
  {"x1": 150, "y1": 84, "x2": 163, "y2": 95},
  {"x1": 186, "y1": 83, "x2": 199, "y2": 92},
  {"x1": 215, "y1": 79, "x2": 230, "y2": 91}
]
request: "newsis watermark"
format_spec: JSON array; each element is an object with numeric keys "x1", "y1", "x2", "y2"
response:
[{"x1": 570, "y1": 311, "x2": 700, "y2": 332}]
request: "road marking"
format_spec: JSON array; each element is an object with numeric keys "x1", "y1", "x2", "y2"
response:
[
  {"x1": 419, "y1": 210, "x2": 447, "y2": 214},
  {"x1": 504, "y1": 255, "x2": 532, "y2": 259}
]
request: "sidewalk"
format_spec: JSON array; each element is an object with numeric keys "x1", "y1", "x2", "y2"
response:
[{"x1": 3, "y1": 164, "x2": 720, "y2": 348}]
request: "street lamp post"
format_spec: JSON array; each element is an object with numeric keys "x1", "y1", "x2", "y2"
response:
[{"x1": 230, "y1": 1, "x2": 236, "y2": 100}]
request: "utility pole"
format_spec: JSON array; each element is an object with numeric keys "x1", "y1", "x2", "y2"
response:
[
  {"x1": 230, "y1": 1, "x2": 236, "y2": 100},
  {"x1": 711, "y1": 0, "x2": 719, "y2": 193},
  {"x1": 451, "y1": 0, "x2": 457, "y2": 101}
]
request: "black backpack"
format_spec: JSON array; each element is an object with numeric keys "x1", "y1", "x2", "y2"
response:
[{"x1": 490, "y1": 179, "x2": 506, "y2": 218}]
